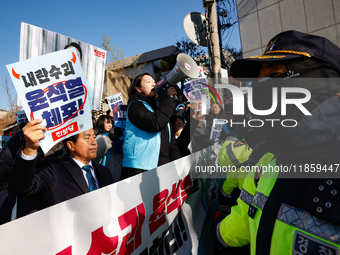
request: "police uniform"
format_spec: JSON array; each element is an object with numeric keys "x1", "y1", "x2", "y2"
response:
[
  {"x1": 217, "y1": 152, "x2": 275, "y2": 248},
  {"x1": 217, "y1": 128, "x2": 266, "y2": 204},
  {"x1": 216, "y1": 30, "x2": 340, "y2": 254},
  {"x1": 218, "y1": 136, "x2": 252, "y2": 201}
]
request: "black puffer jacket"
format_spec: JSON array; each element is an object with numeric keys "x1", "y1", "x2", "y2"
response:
[
  {"x1": 127, "y1": 92, "x2": 181, "y2": 166},
  {"x1": 0, "y1": 131, "x2": 25, "y2": 191}
]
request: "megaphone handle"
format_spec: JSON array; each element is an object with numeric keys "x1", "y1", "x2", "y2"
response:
[{"x1": 173, "y1": 95, "x2": 178, "y2": 101}]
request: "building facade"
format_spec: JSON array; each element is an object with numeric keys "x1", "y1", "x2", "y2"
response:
[{"x1": 235, "y1": 0, "x2": 340, "y2": 57}]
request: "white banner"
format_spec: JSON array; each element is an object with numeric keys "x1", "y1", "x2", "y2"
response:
[
  {"x1": 7, "y1": 48, "x2": 92, "y2": 154},
  {"x1": 19, "y1": 22, "x2": 107, "y2": 110},
  {"x1": 0, "y1": 148, "x2": 217, "y2": 255}
]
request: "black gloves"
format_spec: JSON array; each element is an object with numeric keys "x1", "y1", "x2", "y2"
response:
[{"x1": 218, "y1": 188, "x2": 240, "y2": 207}]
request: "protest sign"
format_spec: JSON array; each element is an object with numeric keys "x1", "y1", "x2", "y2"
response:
[
  {"x1": 197, "y1": 66, "x2": 207, "y2": 79},
  {"x1": 183, "y1": 78, "x2": 211, "y2": 113},
  {"x1": 210, "y1": 119, "x2": 228, "y2": 143},
  {"x1": 15, "y1": 110, "x2": 28, "y2": 124},
  {"x1": 0, "y1": 148, "x2": 215, "y2": 255},
  {"x1": 19, "y1": 22, "x2": 106, "y2": 110},
  {"x1": 106, "y1": 92, "x2": 123, "y2": 110},
  {"x1": 7, "y1": 48, "x2": 93, "y2": 154},
  {"x1": 0, "y1": 135, "x2": 10, "y2": 152},
  {"x1": 113, "y1": 105, "x2": 127, "y2": 153}
]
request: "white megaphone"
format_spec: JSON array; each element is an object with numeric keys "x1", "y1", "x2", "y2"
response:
[{"x1": 156, "y1": 53, "x2": 199, "y2": 101}]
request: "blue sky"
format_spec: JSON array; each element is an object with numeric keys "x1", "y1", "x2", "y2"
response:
[{"x1": 0, "y1": 0, "x2": 241, "y2": 110}]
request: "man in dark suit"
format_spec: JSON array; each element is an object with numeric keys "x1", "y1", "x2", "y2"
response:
[{"x1": 9, "y1": 119, "x2": 113, "y2": 211}]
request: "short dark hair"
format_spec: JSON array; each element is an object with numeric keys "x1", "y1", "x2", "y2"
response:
[
  {"x1": 64, "y1": 42, "x2": 82, "y2": 61},
  {"x1": 62, "y1": 134, "x2": 79, "y2": 152},
  {"x1": 170, "y1": 115, "x2": 184, "y2": 128},
  {"x1": 96, "y1": 115, "x2": 113, "y2": 134},
  {"x1": 128, "y1": 72, "x2": 152, "y2": 97}
]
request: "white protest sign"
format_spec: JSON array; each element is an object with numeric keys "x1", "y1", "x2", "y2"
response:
[
  {"x1": 184, "y1": 78, "x2": 211, "y2": 112},
  {"x1": 7, "y1": 48, "x2": 92, "y2": 154},
  {"x1": 15, "y1": 110, "x2": 28, "y2": 124},
  {"x1": 106, "y1": 92, "x2": 123, "y2": 110},
  {"x1": 0, "y1": 136, "x2": 10, "y2": 152},
  {"x1": 210, "y1": 119, "x2": 228, "y2": 143}
]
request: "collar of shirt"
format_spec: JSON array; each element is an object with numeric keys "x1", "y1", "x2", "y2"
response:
[{"x1": 70, "y1": 157, "x2": 98, "y2": 188}]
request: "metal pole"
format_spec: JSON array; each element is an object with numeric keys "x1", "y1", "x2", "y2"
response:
[
  {"x1": 204, "y1": 0, "x2": 224, "y2": 104},
  {"x1": 217, "y1": 2, "x2": 226, "y2": 69},
  {"x1": 210, "y1": 0, "x2": 221, "y2": 80}
]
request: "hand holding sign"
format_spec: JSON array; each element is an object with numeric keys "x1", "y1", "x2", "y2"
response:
[{"x1": 22, "y1": 119, "x2": 47, "y2": 156}]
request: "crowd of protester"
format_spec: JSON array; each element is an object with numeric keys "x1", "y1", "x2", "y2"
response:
[
  {"x1": 1, "y1": 30, "x2": 340, "y2": 255},
  {"x1": 0, "y1": 69, "x2": 231, "y2": 225}
]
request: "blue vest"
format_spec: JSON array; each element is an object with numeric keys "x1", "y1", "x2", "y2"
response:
[{"x1": 122, "y1": 101, "x2": 161, "y2": 170}]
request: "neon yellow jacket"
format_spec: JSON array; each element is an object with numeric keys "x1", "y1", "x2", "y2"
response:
[
  {"x1": 219, "y1": 156, "x2": 340, "y2": 254},
  {"x1": 218, "y1": 137, "x2": 253, "y2": 195},
  {"x1": 217, "y1": 152, "x2": 275, "y2": 247},
  {"x1": 249, "y1": 159, "x2": 340, "y2": 255},
  {"x1": 218, "y1": 97, "x2": 340, "y2": 253}
]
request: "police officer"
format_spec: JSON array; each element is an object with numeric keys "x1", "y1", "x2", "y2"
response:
[
  {"x1": 217, "y1": 127, "x2": 266, "y2": 206},
  {"x1": 216, "y1": 30, "x2": 340, "y2": 254},
  {"x1": 218, "y1": 136, "x2": 252, "y2": 204}
]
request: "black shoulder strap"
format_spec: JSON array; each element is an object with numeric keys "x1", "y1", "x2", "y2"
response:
[{"x1": 256, "y1": 177, "x2": 289, "y2": 254}]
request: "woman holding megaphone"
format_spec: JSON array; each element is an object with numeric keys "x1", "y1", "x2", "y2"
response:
[{"x1": 122, "y1": 73, "x2": 181, "y2": 179}]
